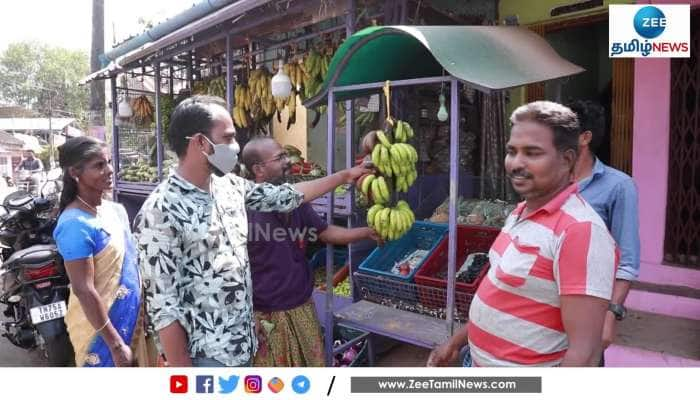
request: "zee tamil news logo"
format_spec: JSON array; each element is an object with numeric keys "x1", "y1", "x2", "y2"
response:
[
  {"x1": 633, "y1": 6, "x2": 666, "y2": 40},
  {"x1": 609, "y1": 4, "x2": 690, "y2": 58}
]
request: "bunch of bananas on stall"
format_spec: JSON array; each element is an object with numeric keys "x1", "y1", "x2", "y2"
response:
[
  {"x1": 193, "y1": 81, "x2": 208, "y2": 95},
  {"x1": 232, "y1": 84, "x2": 251, "y2": 128},
  {"x1": 366, "y1": 200, "x2": 416, "y2": 241},
  {"x1": 358, "y1": 174, "x2": 392, "y2": 205},
  {"x1": 130, "y1": 95, "x2": 154, "y2": 127},
  {"x1": 284, "y1": 60, "x2": 306, "y2": 91},
  {"x1": 393, "y1": 119, "x2": 415, "y2": 143},
  {"x1": 301, "y1": 45, "x2": 334, "y2": 101},
  {"x1": 231, "y1": 67, "x2": 277, "y2": 128},
  {"x1": 354, "y1": 119, "x2": 421, "y2": 241},
  {"x1": 118, "y1": 161, "x2": 158, "y2": 183},
  {"x1": 207, "y1": 76, "x2": 226, "y2": 98},
  {"x1": 248, "y1": 67, "x2": 275, "y2": 119},
  {"x1": 370, "y1": 126, "x2": 418, "y2": 192}
]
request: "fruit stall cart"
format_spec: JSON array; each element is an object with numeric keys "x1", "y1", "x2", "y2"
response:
[
  {"x1": 303, "y1": 25, "x2": 584, "y2": 366},
  {"x1": 80, "y1": 0, "x2": 389, "y2": 220}
]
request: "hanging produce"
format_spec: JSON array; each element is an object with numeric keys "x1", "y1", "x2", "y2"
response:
[
  {"x1": 355, "y1": 82, "x2": 421, "y2": 241},
  {"x1": 207, "y1": 76, "x2": 226, "y2": 98},
  {"x1": 232, "y1": 67, "x2": 276, "y2": 129},
  {"x1": 130, "y1": 95, "x2": 154, "y2": 127}
]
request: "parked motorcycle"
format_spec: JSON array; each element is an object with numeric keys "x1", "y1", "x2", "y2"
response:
[{"x1": 0, "y1": 181, "x2": 74, "y2": 366}]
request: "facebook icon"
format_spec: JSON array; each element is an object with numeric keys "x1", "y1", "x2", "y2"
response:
[{"x1": 196, "y1": 376, "x2": 214, "y2": 393}]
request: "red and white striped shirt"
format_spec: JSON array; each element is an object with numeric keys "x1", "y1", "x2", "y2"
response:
[{"x1": 468, "y1": 184, "x2": 617, "y2": 367}]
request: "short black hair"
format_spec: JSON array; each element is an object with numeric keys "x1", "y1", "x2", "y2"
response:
[
  {"x1": 567, "y1": 100, "x2": 606, "y2": 153},
  {"x1": 510, "y1": 101, "x2": 581, "y2": 155},
  {"x1": 168, "y1": 95, "x2": 228, "y2": 157}
]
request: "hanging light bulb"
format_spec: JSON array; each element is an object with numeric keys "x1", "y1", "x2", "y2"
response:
[
  {"x1": 118, "y1": 96, "x2": 133, "y2": 118},
  {"x1": 271, "y1": 61, "x2": 292, "y2": 99},
  {"x1": 437, "y1": 93, "x2": 448, "y2": 122}
]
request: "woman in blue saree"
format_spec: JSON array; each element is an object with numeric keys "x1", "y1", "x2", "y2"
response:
[{"x1": 53, "y1": 137, "x2": 155, "y2": 367}]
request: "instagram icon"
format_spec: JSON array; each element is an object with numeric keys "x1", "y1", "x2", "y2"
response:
[{"x1": 244, "y1": 375, "x2": 262, "y2": 394}]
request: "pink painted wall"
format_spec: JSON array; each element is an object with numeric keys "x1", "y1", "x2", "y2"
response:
[{"x1": 632, "y1": 0, "x2": 699, "y2": 287}]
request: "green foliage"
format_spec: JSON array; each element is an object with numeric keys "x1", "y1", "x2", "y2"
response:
[
  {"x1": 35, "y1": 146, "x2": 58, "y2": 171},
  {"x1": 0, "y1": 41, "x2": 89, "y2": 128}
]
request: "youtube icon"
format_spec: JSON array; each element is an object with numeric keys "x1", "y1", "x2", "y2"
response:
[{"x1": 170, "y1": 375, "x2": 188, "y2": 394}]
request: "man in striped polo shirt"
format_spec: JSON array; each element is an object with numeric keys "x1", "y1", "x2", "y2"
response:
[{"x1": 428, "y1": 101, "x2": 617, "y2": 367}]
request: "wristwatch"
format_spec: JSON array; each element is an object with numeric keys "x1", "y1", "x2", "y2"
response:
[{"x1": 608, "y1": 303, "x2": 627, "y2": 321}]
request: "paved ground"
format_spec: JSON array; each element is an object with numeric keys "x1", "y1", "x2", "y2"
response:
[
  {"x1": 0, "y1": 305, "x2": 47, "y2": 366},
  {"x1": 376, "y1": 342, "x2": 433, "y2": 367}
]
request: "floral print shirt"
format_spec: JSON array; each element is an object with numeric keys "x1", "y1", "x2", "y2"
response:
[{"x1": 133, "y1": 171, "x2": 304, "y2": 366}]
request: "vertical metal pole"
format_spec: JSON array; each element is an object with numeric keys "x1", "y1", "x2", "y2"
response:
[
  {"x1": 553, "y1": 82, "x2": 562, "y2": 103},
  {"x1": 226, "y1": 34, "x2": 234, "y2": 110},
  {"x1": 187, "y1": 51, "x2": 194, "y2": 89},
  {"x1": 446, "y1": 78, "x2": 460, "y2": 335},
  {"x1": 324, "y1": 93, "x2": 336, "y2": 367},
  {"x1": 154, "y1": 63, "x2": 163, "y2": 181},
  {"x1": 346, "y1": 0, "x2": 356, "y2": 300},
  {"x1": 169, "y1": 65, "x2": 174, "y2": 96},
  {"x1": 110, "y1": 76, "x2": 120, "y2": 199}
]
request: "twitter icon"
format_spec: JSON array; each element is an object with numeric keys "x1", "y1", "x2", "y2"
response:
[{"x1": 219, "y1": 375, "x2": 240, "y2": 394}]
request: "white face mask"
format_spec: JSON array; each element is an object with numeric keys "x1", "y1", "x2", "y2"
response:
[{"x1": 198, "y1": 135, "x2": 240, "y2": 174}]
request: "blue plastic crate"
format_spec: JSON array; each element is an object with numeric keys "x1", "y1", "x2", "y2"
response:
[{"x1": 358, "y1": 221, "x2": 448, "y2": 282}]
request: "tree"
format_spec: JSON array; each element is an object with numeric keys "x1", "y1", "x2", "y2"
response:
[
  {"x1": 89, "y1": 0, "x2": 105, "y2": 128},
  {"x1": 0, "y1": 41, "x2": 89, "y2": 127}
]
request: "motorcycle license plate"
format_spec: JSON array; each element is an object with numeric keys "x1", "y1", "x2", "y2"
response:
[{"x1": 29, "y1": 301, "x2": 66, "y2": 324}]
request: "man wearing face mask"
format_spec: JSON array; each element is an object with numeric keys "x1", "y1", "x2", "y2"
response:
[{"x1": 133, "y1": 95, "x2": 371, "y2": 367}]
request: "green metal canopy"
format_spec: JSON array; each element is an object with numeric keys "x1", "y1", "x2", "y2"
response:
[{"x1": 304, "y1": 25, "x2": 584, "y2": 108}]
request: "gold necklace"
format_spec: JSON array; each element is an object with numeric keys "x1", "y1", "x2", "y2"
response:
[{"x1": 76, "y1": 195, "x2": 98, "y2": 214}]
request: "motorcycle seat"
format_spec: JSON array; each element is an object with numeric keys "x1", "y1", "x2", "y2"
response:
[
  {"x1": 4, "y1": 191, "x2": 33, "y2": 210},
  {"x1": 5, "y1": 244, "x2": 57, "y2": 267}
]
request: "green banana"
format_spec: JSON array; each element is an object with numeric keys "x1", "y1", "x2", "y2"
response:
[
  {"x1": 394, "y1": 121, "x2": 405, "y2": 143},
  {"x1": 376, "y1": 176, "x2": 390, "y2": 203},
  {"x1": 379, "y1": 146, "x2": 392, "y2": 177},
  {"x1": 361, "y1": 174, "x2": 376, "y2": 196},
  {"x1": 376, "y1": 130, "x2": 392, "y2": 147},
  {"x1": 371, "y1": 179, "x2": 385, "y2": 205},
  {"x1": 371, "y1": 145, "x2": 381, "y2": 167},
  {"x1": 406, "y1": 122, "x2": 414, "y2": 139}
]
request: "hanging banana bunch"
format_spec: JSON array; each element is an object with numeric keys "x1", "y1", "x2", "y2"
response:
[
  {"x1": 207, "y1": 76, "x2": 226, "y2": 98},
  {"x1": 355, "y1": 82, "x2": 420, "y2": 241},
  {"x1": 131, "y1": 95, "x2": 154, "y2": 127},
  {"x1": 232, "y1": 83, "x2": 252, "y2": 128}
]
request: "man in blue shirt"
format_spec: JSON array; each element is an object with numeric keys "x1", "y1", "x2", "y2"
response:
[{"x1": 569, "y1": 100, "x2": 641, "y2": 361}]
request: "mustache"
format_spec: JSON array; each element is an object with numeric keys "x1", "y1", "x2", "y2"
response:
[{"x1": 507, "y1": 169, "x2": 534, "y2": 180}]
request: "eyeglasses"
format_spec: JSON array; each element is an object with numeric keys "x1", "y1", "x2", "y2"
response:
[{"x1": 258, "y1": 152, "x2": 289, "y2": 165}]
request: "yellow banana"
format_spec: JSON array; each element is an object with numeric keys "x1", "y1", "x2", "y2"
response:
[
  {"x1": 367, "y1": 204, "x2": 383, "y2": 228},
  {"x1": 379, "y1": 208, "x2": 391, "y2": 232}
]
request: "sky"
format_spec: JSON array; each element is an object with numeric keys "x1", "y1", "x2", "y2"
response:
[{"x1": 0, "y1": 0, "x2": 197, "y2": 53}]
